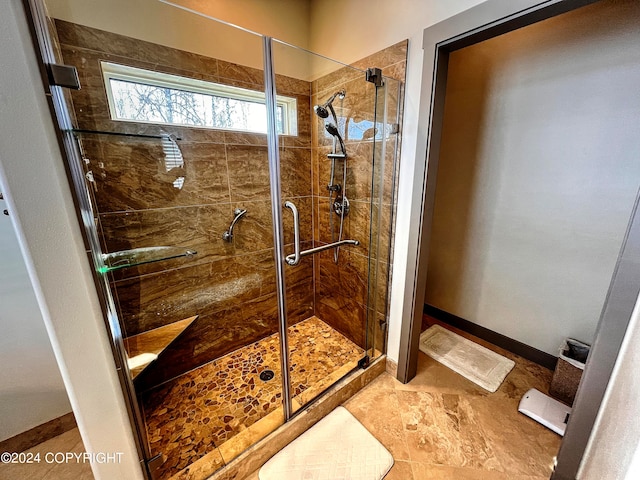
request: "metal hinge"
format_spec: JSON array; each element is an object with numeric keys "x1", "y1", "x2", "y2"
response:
[
  {"x1": 358, "y1": 355, "x2": 371, "y2": 369},
  {"x1": 47, "y1": 64, "x2": 81, "y2": 90},
  {"x1": 146, "y1": 453, "x2": 165, "y2": 480},
  {"x1": 365, "y1": 67, "x2": 383, "y2": 87}
]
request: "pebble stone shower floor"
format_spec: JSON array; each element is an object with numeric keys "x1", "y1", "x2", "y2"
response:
[{"x1": 142, "y1": 316, "x2": 364, "y2": 479}]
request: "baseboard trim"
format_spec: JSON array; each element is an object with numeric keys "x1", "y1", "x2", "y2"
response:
[
  {"x1": 386, "y1": 358, "x2": 398, "y2": 378},
  {"x1": 0, "y1": 412, "x2": 76, "y2": 453},
  {"x1": 424, "y1": 304, "x2": 557, "y2": 370}
]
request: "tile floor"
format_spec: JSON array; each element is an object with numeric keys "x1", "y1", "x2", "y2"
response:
[
  {"x1": 339, "y1": 317, "x2": 562, "y2": 480},
  {"x1": 4, "y1": 317, "x2": 561, "y2": 480},
  {"x1": 142, "y1": 315, "x2": 364, "y2": 479},
  {"x1": 242, "y1": 319, "x2": 561, "y2": 480},
  {"x1": 0, "y1": 428, "x2": 94, "y2": 480}
]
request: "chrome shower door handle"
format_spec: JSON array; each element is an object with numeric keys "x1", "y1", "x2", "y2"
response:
[{"x1": 284, "y1": 200, "x2": 301, "y2": 266}]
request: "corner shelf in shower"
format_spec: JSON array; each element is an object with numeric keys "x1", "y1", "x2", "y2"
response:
[
  {"x1": 125, "y1": 315, "x2": 198, "y2": 379},
  {"x1": 99, "y1": 246, "x2": 198, "y2": 274}
]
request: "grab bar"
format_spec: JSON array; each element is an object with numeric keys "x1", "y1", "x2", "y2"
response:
[
  {"x1": 222, "y1": 208, "x2": 247, "y2": 242},
  {"x1": 284, "y1": 201, "x2": 301, "y2": 266},
  {"x1": 286, "y1": 239, "x2": 359, "y2": 266}
]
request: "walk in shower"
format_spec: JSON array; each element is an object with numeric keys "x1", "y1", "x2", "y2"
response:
[{"x1": 34, "y1": 1, "x2": 402, "y2": 478}]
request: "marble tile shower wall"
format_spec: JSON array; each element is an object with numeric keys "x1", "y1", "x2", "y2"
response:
[
  {"x1": 310, "y1": 41, "x2": 407, "y2": 352},
  {"x1": 54, "y1": 20, "x2": 315, "y2": 390}
]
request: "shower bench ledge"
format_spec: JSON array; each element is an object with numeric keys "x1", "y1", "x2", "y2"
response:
[{"x1": 124, "y1": 315, "x2": 198, "y2": 379}]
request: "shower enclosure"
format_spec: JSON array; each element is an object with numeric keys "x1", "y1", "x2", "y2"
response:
[{"x1": 32, "y1": 1, "x2": 401, "y2": 478}]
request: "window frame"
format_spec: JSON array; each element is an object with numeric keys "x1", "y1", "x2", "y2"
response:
[{"x1": 101, "y1": 61, "x2": 297, "y2": 135}]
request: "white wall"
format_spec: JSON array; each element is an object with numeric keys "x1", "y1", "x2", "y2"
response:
[
  {"x1": 0, "y1": 202, "x2": 71, "y2": 441},
  {"x1": 0, "y1": 2, "x2": 142, "y2": 478},
  {"x1": 424, "y1": 0, "x2": 640, "y2": 354}
]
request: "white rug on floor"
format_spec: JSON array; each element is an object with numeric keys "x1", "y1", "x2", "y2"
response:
[
  {"x1": 419, "y1": 324, "x2": 515, "y2": 392},
  {"x1": 259, "y1": 406, "x2": 393, "y2": 480}
]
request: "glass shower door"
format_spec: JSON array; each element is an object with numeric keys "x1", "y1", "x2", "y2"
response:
[
  {"x1": 36, "y1": 0, "x2": 396, "y2": 476},
  {"x1": 271, "y1": 40, "x2": 383, "y2": 411},
  {"x1": 43, "y1": 5, "x2": 292, "y2": 478}
]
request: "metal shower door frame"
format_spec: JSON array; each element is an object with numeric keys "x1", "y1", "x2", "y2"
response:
[{"x1": 263, "y1": 36, "x2": 293, "y2": 421}]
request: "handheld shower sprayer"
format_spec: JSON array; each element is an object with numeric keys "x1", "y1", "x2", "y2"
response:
[{"x1": 325, "y1": 122, "x2": 346, "y2": 156}]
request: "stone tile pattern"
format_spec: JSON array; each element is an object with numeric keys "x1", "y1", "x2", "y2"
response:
[
  {"x1": 142, "y1": 316, "x2": 363, "y2": 480},
  {"x1": 310, "y1": 40, "x2": 407, "y2": 353},
  {"x1": 342, "y1": 317, "x2": 562, "y2": 480},
  {"x1": 54, "y1": 18, "x2": 407, "y2": 392},
  {"x1": 54, "y1": 19, "x2": 314, "y2": 390}
]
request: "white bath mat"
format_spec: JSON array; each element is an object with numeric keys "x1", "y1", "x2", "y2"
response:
[
  {"x1": 259, "y1": 406, "x2": 393, "y2": 480},
  {"x1": 419, "y1": 324, "x2": 515, "y2": 392}
]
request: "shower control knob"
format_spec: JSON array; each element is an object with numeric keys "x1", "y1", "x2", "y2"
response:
[{"x1": 333, "y1": 195, "x2": 350, "y2": 217}]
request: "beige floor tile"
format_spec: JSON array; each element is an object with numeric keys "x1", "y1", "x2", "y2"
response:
[
  {"x1": 395, "y1": 353, "x2": 490, "y2": 397},
  {"x1": 396, "y1": 389, "x2": 503, "y2": 472},
  {"x1": 242, "y1": 470, "x2": 260, "y2": 480},
  {"x1": 0, "y1": 429, "x2": 93, "y2": 480},
  {"x1": 0, "y1": 459, "x2": 57, "y2": 480},
  {"x1": 410, "y1": 463, "x2": 547, "y2": 479},
  {"x1": 467, "y1": 396, "x2": 560, "y2": 477},
  {"x1": 344, "y1": 374, "x2": 411, "y2": 461},
  {"x1": 384, "y1": 459, "x2": 414, "y2": 480},
  {"x1": 345, "y1": 320, "x2": 561, "y2": 480}
]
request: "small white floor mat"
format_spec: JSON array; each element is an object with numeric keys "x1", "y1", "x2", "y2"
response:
[
  {"x1": 259, "y1": 406, "x2": 393, "y2": 480},
  {"x1": 419, "y1": 324, "x2": 515, "y2": 392}
]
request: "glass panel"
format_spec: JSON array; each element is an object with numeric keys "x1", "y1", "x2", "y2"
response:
[
  {"x1": 367, "y1": 76, "x2": 402, "y2": 359},
  {"x1": 272, "y1": 40, "x2": 378, "y2": 410},
  {"x1": 42, "y1": 3, "x2": 287, "y2": 478},
  {"x1": 42, "y1": 0, "x2": 403, "y2": 477}
]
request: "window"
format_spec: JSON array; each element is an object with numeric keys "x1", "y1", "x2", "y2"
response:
[{"x1": 101, "y1": 62, "x2": 297, "y2": 135}]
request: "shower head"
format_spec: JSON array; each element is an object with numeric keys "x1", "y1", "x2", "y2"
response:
[
  {"x1": 325, "y1": 122, "x2": 346, "y2": 155},
  {"x1": 313, "y1": 104, "x2": 330, "y2": 119},
  {"x1": 313, "y1": 90, "x2": 346, "y2": 122}
]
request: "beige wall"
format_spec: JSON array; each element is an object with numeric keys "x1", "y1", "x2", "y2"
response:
[
  {"x1": 44, "y1": 0, "x2": 311, "y2": 78},
  {"x1": 424, "y1": 0, "x2": 640, "y2": 354},
  {"x1": 308, "y1": 0, "x2": 486, "y2": 65}
]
